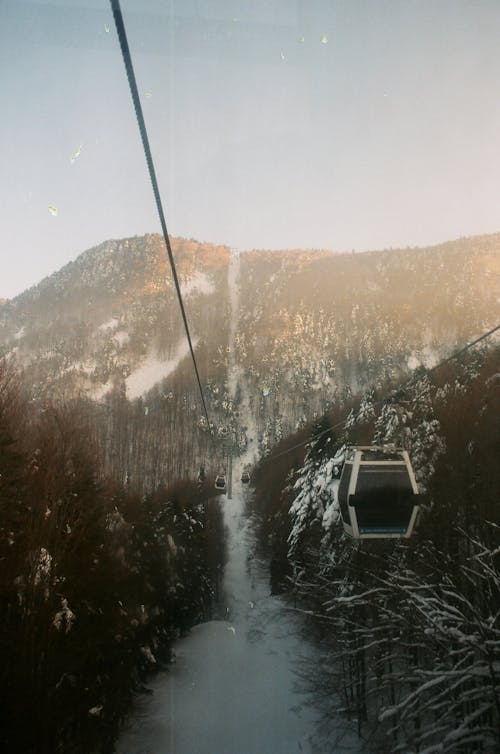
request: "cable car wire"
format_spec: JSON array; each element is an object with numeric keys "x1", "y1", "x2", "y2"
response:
[
  {"x1": 426, "y1": 322, "x2": 500, "y2": 373},
  {"x1": 270, "y1": 322, "x2": 500, "y2": 461},
  {"x1": 110, "y1": 0, "x2": 212, "y2": 434},
  {"x1": 109, "y1": 0, "x2": 498, "y2": 461}
]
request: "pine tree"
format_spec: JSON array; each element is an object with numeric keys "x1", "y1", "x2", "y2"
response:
[
  {"x1": 373, "y1": 371, "x2": 445, "y2": 492},
  {"x1": 288, "y1": 418, "x2": 340, "y2": 558}
]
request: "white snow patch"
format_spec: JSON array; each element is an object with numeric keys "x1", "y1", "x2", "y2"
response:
[
  {"x1": 322, "y1": 479, "x2": 340, "y2": 531},
  {"x1": 13, "y1": 326, "x2": 25, "y2": 340},
  {"x1": 91, "y1": 381, "x2": 112, "y2": 400},
  {"x1": 99, "y1": 317, "x2": 120, "y2": 331},
  {"x1": 52, "y1": 597, "x2": 76, "y2": 633},
  {"x1": 34, "y1": 547, "x2": 52, "y2": 586},
  {"x1": 126, "y1": 338, "x2": 199, "y2": 399},
  {"x1": 421, "y1": 346, "x2": 440, "y2": 368},
  {"x1": 116, "y1": 489, "x2": 356, "y2": 754},
  {"x1": 181, "y1": 271, "x2": 214, "y2": 297},
  {"x1": 408, "y1": 347, "x2": 440, "y2": 371},
  {"x1": 140, "y1": 645, "x2": 157, "y2": 664},
  {"x1": 113, "y1": 330, "x2": 129, "y2": 347}
]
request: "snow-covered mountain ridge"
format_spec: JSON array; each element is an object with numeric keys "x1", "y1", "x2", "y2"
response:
[
  {"x1": 0, "y1": 235, "x2": 230, "y2": 399},
  {"x1": 0, "y1": 231, "x2": 498, "y2": 489},
  {"x1": 1, "y1": 231, "x2": 498, "y2": 398}
]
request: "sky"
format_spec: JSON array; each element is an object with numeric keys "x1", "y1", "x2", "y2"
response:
[{"x1": 2, "y1": 0, "x2": 500, "y2": 298}]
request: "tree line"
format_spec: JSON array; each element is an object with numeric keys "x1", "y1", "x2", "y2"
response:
[
  {"x1": 0, "y1": 359, "x2": 226, "y2": 754},
  {"x1": 252, "y1": 346, "x2": 499, "y2": 752}
]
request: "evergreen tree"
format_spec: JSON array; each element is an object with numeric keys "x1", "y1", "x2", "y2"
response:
[
  {"x1": 288, "y1": 417, "x2": 340, "y2": 558},
  {"x1": 373, "y1": 371, "x2": 445, "y2": 491}
]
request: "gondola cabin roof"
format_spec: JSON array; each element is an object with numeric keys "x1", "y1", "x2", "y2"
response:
[{"x1": 338, "y1": 446, "x2": 419, "y2": 539}]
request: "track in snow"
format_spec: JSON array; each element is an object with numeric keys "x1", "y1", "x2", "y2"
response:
[{"x1": 115, "y1": 251, "x2": 358, "y2": 753}]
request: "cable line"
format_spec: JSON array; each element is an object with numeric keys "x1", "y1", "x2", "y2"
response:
[
  {"x1": 110, "y1": 0, "x2": 212, "y2": 433},
  {"x1": 427, "y1": 322, "x2": 500, "y2": 373},
  {"x1": 270, "y1": 322, "x2": 500, "y2": 461},
  {"x1": 110, "y1": 0, "x2": 499, "y2": 460}
]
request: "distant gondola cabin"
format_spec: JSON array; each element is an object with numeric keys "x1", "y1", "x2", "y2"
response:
[
  {"x1": 338, "y1": 446, "x2": 419, "y2": 539},
  {"x1": 215, "y1": 474, "x2": 226, "y2": 491}
]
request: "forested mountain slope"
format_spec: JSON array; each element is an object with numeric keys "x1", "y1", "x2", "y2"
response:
[
  {"x1": 0, "y1": 232, "x2": 498, "y2": 490},
  {"x1": 236, "y1": 234, "x2": 499, "y2": 422},
  {"x1": 0, "y1": 360, "x2": 226, "y2": 754},
  {"x1": 0, "y1": 235, "x2": 230, "y2": 398}
]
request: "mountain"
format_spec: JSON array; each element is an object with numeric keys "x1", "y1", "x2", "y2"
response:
[
  {"x1": 1, "y1": 231, "x2": 499, "y2": 490},
  {"x1": 0, "y1": 235, "x2": 230, "y2": 399}
]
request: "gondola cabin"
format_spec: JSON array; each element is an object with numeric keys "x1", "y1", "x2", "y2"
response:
[
  {"x1": 214, "y1": 474, "x2": 226, "y2": 491},
  {"x1": 338, "y1": 446, "x2": 419, "y2": 539}
]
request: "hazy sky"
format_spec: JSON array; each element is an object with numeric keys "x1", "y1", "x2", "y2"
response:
[{"x1": 2, "y1": 0, "x2": 500, "y2": 297}]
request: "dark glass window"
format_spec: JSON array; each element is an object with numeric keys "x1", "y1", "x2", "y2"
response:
[
  {"x1": 352, "y1": 484, "x2": 416, "y2": 534},
  {"x1": 338, "y1": 463, "x2": 353, "y2": 525},
  {"x1": 356, "y1": 466, "x2": 412, "y2": 494}
]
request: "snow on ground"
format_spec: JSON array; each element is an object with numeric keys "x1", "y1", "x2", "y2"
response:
[
  {"x1": 407, "y1": 346, "x2": 440, "y2": 371},
  {"x1": 126, "y1": 338, "x2": 199, "y2": 399},
  {"x1": 90, "y1": 338, "x2": 198, "y2": 401},
  {"x1": 225, "y1": 251, "x2": 258, "y2": 468},
  {"x1": 98, "y1": 317, "x2": 120, "y2": 331},
  {"x1": 13, "y1": 326, "x2": 25, "y2": 340},
  {"x1": 180, "y1": 271, "x2": 214, "y2": 297},
  {"x1": 113, "y1": 330, "x2": 129, "y2": 347},
  {"x1": 227, "y1": 250, "x2": 241, "y2": 400},
  {"x1": 117, "y1": 489, "x2": 357, "y2": 754},
  {"x1": 74, "y1": 359, "x2": 97, "y2": 374}
]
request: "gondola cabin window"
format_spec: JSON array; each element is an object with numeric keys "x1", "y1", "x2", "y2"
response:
[{"x1": 338, "y1": 446, "x2": 419, "y2": 539}]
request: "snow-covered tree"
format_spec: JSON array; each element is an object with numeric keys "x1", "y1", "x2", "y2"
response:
[
  {"x1": 288, "y1": 418, "x2": 340, "y2": 558},
  {"x1": 373, "y1": 372, "x2": 445, "y2": 491},
  {"x1": 357, "y1": 388, "x2": 376, "y2": 424}
]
